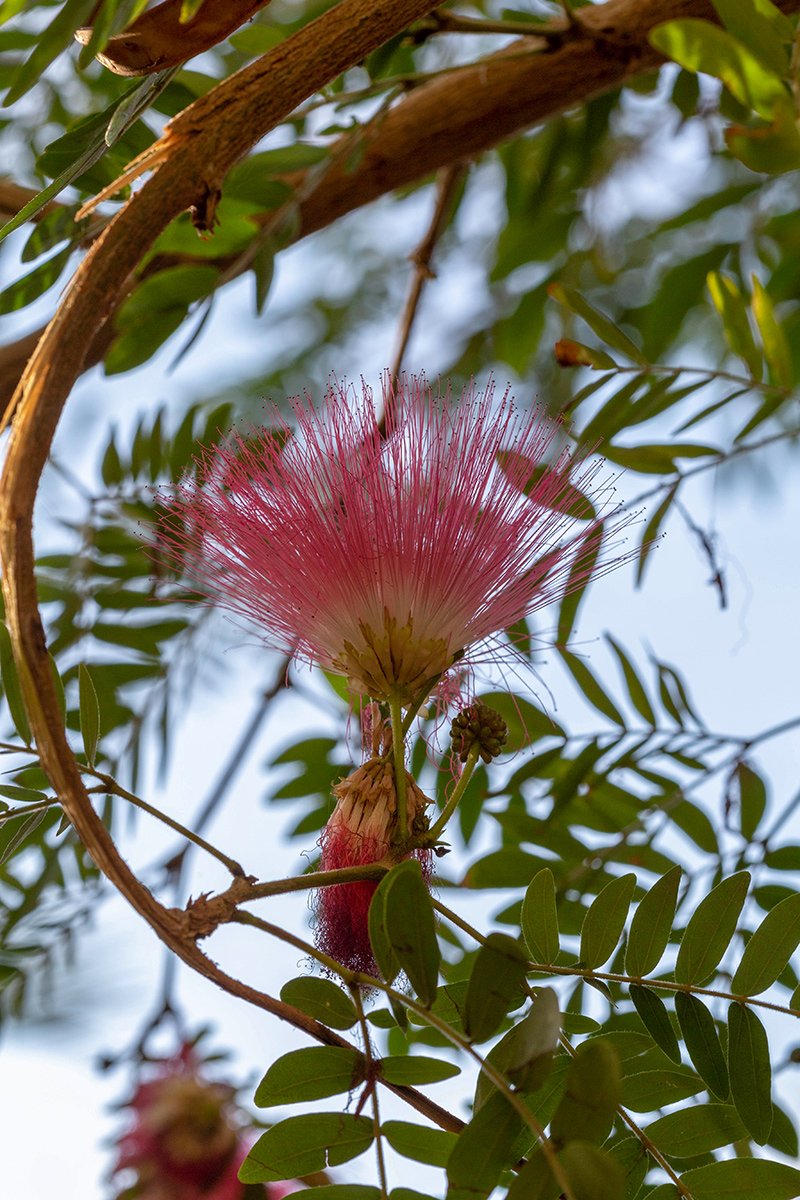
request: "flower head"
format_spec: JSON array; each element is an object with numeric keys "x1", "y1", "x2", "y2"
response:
[
  {"x1": 158, "y1": 376, "x2": 627, "y2": 706},
  {"x1": 114, "y1": 1045, "x2": 249, "y2": 1200}
]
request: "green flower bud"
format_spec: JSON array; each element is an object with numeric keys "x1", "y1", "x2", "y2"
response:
[{"x1": 450, "y1": 703, "x2": 509, "y2": 764}]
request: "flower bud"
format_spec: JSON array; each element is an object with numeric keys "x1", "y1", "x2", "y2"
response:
[{"x1": 450, "y1": 703, "x2": 509, "y2": 764}]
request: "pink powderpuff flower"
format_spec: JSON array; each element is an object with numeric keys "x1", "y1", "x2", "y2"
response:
[
  {"x1": 157, "y1": 375, "x2": 628, "y2": 707},
  {"x1": 114, "y1": 1045, "x2": 290, "y2": 1200}
]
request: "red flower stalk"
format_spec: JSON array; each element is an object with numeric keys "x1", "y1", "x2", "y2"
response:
[
  {"x1": 158, "y1": 375, "x2": 629, "y2": 707},
  {"x1": 315, "y1": 747, "x2": 432, "y2": 976}
]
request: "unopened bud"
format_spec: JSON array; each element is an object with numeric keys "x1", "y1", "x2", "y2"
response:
[{"x1": 450, "y1": 703, "x2": 508, "y2": 764}]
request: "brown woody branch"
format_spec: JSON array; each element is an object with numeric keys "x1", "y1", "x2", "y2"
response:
[
  {"x1": 3, "y1": 0, "x2": 799, "y2": 415},
  {"x1": 0, "y1": 0, "x2": 440, "y2": 1084}
]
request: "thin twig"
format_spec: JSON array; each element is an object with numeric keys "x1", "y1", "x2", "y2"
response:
[
  {"x1": 352, "y1": 986, "x2": 389, "y2": 1200},
  {"x1": 387, "y1": 160, "x2": 468, "y2": 384},
  {"x1": 86, "y1": 772, "x2": 247, "y2": 878}
]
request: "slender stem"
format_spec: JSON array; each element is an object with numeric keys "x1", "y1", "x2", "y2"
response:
[
  {"x1": 427, "y1": 742, "x2": 481, "y2": 843},
  {"x1": 352, "y1": 986, "x2": 389, "y2": 1200},
  {"x1": 85, "y1": 772, "x2": 246, "y2": 878},
  {"x1": 231, "y1": 908, "x2": 358, "y2": 983},
  {"x1": 389, "y1": 693, "x2": 409, "y2": 839},
  {"x1": 388, "y1": 160, "x2": 467, "y2": 383},
  {"x1": 242, "y1": 862, "x2": 390, "y2": 900},
  {"x1": 0, "y1": 796, "x2": 62, "y2": 824},
  {"x1": 425, "y1": 10, "x2": 567, "y2": 37}
]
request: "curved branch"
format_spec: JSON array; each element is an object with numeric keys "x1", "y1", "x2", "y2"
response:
[{"x1": 0, "y1": 0, "x2": 439, "y2": 1068}]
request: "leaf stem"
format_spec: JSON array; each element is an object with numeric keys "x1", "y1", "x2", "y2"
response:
[
  {"x1": 427, "y1": 741, "x2": 481, "y2": 843},
  {"x1": 85, "y1": 770, "x2": 247, "y2": 878},
  {"x1": 352, "y1": 986, "x2": 389, "y2": 1200},
  {"x1": 389, "y1": 693, "x2": 409, "y2": 839}
]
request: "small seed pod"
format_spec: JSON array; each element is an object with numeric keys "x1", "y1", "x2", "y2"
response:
[{"x1": 450, "y1": 703, "x2": 509, "y2": 764}]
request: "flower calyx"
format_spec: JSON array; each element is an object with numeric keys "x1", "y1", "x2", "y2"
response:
[{"x1": 450, "y1": 703, "x2": 509, "y2": 764}]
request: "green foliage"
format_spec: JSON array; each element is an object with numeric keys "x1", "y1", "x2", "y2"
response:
[{"x1": 3, "y1": 1, "x2": 800, "y2": 1193}]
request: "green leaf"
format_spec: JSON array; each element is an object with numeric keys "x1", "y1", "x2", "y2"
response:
[
  {"x1": 679, "y1": 1158, "x2": 800, "y2": 1200},
  {"x1": 368, "y1": 866, "x2": 401, "y2": 984},
  {"x1": 463, "y1": 932, "x2": 529, "y2": 1043},
  {"x1": 286, "y1": 1190, "x2": 379, "y2": 1200},
  {"x1": 707, "y1": 271, "x2": 762, "y2": 378},
  {"x1": 674, "y1": 871, "x2": 750, "y2": 985},
  {"x1": 78, "y1": 663, "x2": 101, "y2": 767},
  {"x1": 0, "y1": 622, "x2": 31, "y2": 744},
  {"x1": 379, "y1": 1055, "x2": 460, "y2": 1086},
  {"x1": 731, "y1": 891, "x2": 800, "y2": 995},
  {"x1": 4, "y1": 0, "x2": 98, "y2": 105},
  {"x1": 446, "y1": 1090, "x2": 525, "y2": 1200},
  {"x1": 254, "y1": 1047, "x2": 365, "y2": 1107},
  {"x1": 0, "y1": 243, "x2": 72, "y2": 317},
  {"x1": 474, "y1": 992, "x2": 562, "y2": 1111},
  {"x1": 229, "y1": 24, "x2": 284, "y2": 54},
  {"x1": 21, "y1": 204, "x2": 82, "y2": 262},
  {"x1": 579, "y1": 873, "x2": 636, "y2": 969},
  {"x1": 602, "y1": 442, "x2": 719, "y2": 474},
  {"x1": 381, "y1": 1120, "x2": 457, "y2": 1168},
  {"x1": 548, "y1": 283, "x2": 648, "y2": 365},
  {"x1": 0, "y1": 784, "x2": 49, "y2": 803},
  {"x1": 648, "y1": 19, "x2": 787, "y2": 119},
  {"x1": 521, "y1": 867, "x2": 560, "y2": 966},
  {"x1": 674, "y1": 992, "x2": 729, "y2": 1099},
  {"x1": 727, "y1": 1002, "x2": 773, "y2": 1144},
  {"x1": 670, "y1": 798, "x2": 718, "y2": 854},
  {"x1": 558, "y1": 526, "x2": 603, "y2": 642},
  {"x1": 621, "y1": 1068, "x2": 704, "y2": 1111},
  {"x1": 558, "y1": 1141, "x2": 626, "y2": 1200},
  {"x1": 497, "y1": 453, "x2": 597, "y2": 519},
  {"x1": 605, "y1": 636, "x2": 655, "y2": 724},
  {"x1": 629, "y1": 986, "x2": 681, "y2": 1064},
  {"x1": 279, "y1": 976, "x2": 358, "y2": 1030},
  {"x1": 559, "y1": 648, "x2": 625, "y2": 725},
  {"x1": 105, "y1": 307, "x2": 187, "y2": 374},
  {"x1": 253, "y1": 238, "x2": 276, "y2": 314},
  {"x1": 504, "y1": 987, "x2": 561, "y2": 1092},
  {"x1": 238, "y1": 1113, "x2": 373, "y2": 1183},
  {"x1": 710, "y1": 0, "x2": 791, "y2": 75},
  {"x1": 48, "y1": 652, "x2": 65, "y2": 721},
  {"x1": 383, "y1": 860, "x2": 440, "y2": 1006},
  {"x1": 735, "y1": 761, "x2": 767, "y2": 841},
  {"x1": 118, "y1": 266, "x2": 219, "y2": 325},
  {"x1": 224, "y1": 144, "x2": 325, "y2": 201},
  {"x1": 551, "y1": 1040, "x2": 621, "y2": 1145},
  {"x1": 646, "y1": 1103, "x2": 746, "y2": 1157},
  {"x1": 0, "y1": 805, "x2": 50, "y2": 864},
  {"x1": 625, "y1": 865, "x2": 681, "y2": 977},
  {"x1": 751, "y1": 274, "x2": 793, "y2": 388},
  {"x1": 635, "y1": 483, "x2": 677, "y2": 586}
]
